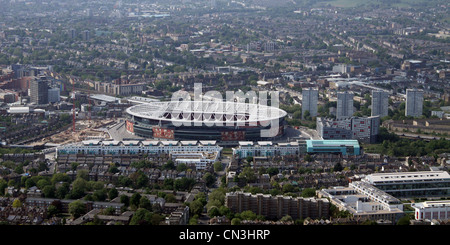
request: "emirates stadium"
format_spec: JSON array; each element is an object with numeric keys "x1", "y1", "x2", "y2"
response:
[{"x1": 125, "y1": 100, "x2": 287, "y2": 141}]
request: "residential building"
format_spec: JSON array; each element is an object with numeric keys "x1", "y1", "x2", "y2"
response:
[
  {"x1": 29, "y1": 76, "x2": 48, "y2": 105},
  {"x1": 95, "y1": 81, "x2": 146, "y2": 96},
  {"x1": 232, "y1": 141, "x2": 300, "y2": 158},
  {"x1": 371, "y1": 90, "x2": 389, "y2": 118},
  {"x1": 316, "y1": 116, "x2": 380, "y2": 143},
  {"x1": 56, "y1": 140, "x2": 222, "y2": 170},
  {"x1": 225, "y1": 191, "x2": 330, "y2": 220},
  {"x1": 337, "y1": 91, "x2": 354, "y2": 119},
  {"x1": 405, "y1": 89, "x2": 423, "y2": 117},
  {"x1": 302, "y1": 87, "x2": 318, "y2": 119}
]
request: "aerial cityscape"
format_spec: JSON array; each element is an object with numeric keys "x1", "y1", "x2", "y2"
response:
[{"x1": 0, "y1": 0, "x2": 449, "y2": 232}]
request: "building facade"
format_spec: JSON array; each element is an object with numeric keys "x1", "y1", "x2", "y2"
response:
[
  {"x1": 337, "y1": 91, "x2": 354, "y2": 119},
  {"x1": 317, "y1": 182, "x2": 404, "y2": 224},
  {"x1": 48, "y1": 87, "x2": 60, "y2": 103},
  {"x1": 302, "y1": 87, "x2": 318, "y2": 119},
  {"x1": 29, "y1": 76, "x2": 48, "y2": 105},
  {"x1": 361, "y1": 171, "x2": 450, "y2": 198},
  {"x1": 305, "y1": 139, "x2": 361, "y2": 156},
  {"x1": 316, "y1": 116, "x2": 380, "y2": 143},
  {"x1": 56, "y1": 140, "x2": 222, "y2": 170},
  {"x1": 411, "y1": 200, "x2": 450, "y2": 221},
  {"x1": 371, "y1": 90, "x2": 389, "y2": 118},
  {"x1": 225, "y1": 192, "x2": 330, "y2": 220},
  {"x1": 405, "y1": 89, "x2": 424, "y2": 117}
]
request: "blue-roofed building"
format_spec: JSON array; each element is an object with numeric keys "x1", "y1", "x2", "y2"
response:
[{"x1": 306, "y1": 139, "x2": 360, "y2": 156}]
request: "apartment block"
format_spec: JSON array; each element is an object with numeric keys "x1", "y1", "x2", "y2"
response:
[
  {"x1": 337, "y1": 91, "x2": 354, "y2": 119},
  {"x1": 302, "y1": 87, "x2": 318, "y2": 119},
  {"x1": 225, "y1": 191, "x2": 330, "y2": 220},
  {"x1": 371, "y1": 90, "x2": 389, "y2": 118},
  {"x1": 405, "y1": 89, "x2": 423, "y2": 117},
  {"x1": 316, "y1": 116, "x2": 380, "y2": 143}
]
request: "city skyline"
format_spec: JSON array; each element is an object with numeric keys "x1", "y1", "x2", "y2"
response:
[{"x1": 0, "y1": 0, "x2": 448, "y2": 232}]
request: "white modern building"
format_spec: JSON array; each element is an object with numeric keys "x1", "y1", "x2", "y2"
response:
[
  {"x1": 405, "y1": 89, "x2": 424, "y2": 117},
  {"x1": 371, "y1": 90, "x2": 389, "y2": 118},
  {"x1": 337, "y1": 91, "x2": 354, "y2": 119},
  {"x1": 361, "y1": 171, "x2": 450, "y2": 198},
  {"x1": 232, "y1": 141, "x2": 301, "y2": 158},
  {"x1": 411, "y1": 200, "x2": 450, "y2": 221},
  {"x1": 56, "y1": 140, "x2": 222, "y2": 170},
  {"x1": 317, "y1": 181, "x2": 404, "y2": 223},
  {"x1": 302, "y1": 87, "x2": 318, "y2": 119}
]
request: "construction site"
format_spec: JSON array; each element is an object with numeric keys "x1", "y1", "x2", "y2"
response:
[{"x1": 30, "y1": 118, "x2": 117, "y2": 146}]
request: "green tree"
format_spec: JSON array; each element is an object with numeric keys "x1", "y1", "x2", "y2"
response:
[
  {"x1": 68, "y1": 200, "x2": 86, "y2": 219},
  {"x1": 397, "y1": 215, "x2": 410, "y2": 225},
  {"x1": 120, "y1": 195, "x2": 130, "y2": 207},
  {"x1": 189, "y1": 199, "x2": 204, "y2": 216},
  {"x1": 108, "y1": 188, "x2": 118, "y2": 200},
  {"x1": 55, "y1": 183, "x2": 70, "y2": 199},
  {"x1": 203, "y1": 172, "x2": 216, "y2": 188},
  {"x1": 213, "y1": 162, "x2": 223, "y2": 173},
  {"x1": 129, "y1": 208, "x2": 152, "y2": 225},
  {"x1": 139, "y1": 196, "x2": 152, "y2": 211},
  {"x1": 70, "y1": 178, "x2": 88, "y2": 199},
  {"x1": 93, "y1": 189, "x2": 108, "y2": 202},
  {"x1": 12, "y1": 199, "x2": 22, "y2": 208},
  {"x1": 240, "y1": 210, "x2": 257, "y2": 220},
  {"x1": 301, "y1": 188, "x2": 316, "y2": 198},
  {"x1": 42, "y1": 185, "x2": 56, "y2": 198},
  {"x1": 177, "y1": 163, "x2": 187, "y2": 172},
  {"x1": 130, "y1": 193, "x2": 142, "y2": 209},
  {"x1": 231, "y1": 218, "x2": 241, "y2": 225}
]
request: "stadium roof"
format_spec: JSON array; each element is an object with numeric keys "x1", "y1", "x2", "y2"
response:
[{"x1": 126, "y1": 100, "x2": 287, "y2": 124}]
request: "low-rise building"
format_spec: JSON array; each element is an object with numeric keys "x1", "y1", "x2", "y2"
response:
[
  {"x1": 361, "y1": 171, "x2": 450, "y2": 198},
  {"x1": 317, "y1": 181, "x2": 405, "y2": 224},
  {"x1": 225, "y1": 191, "x2": 330, "y2": 221},
  {"x1": 411, "y1": 200, "x2": 450, "y2": 221}
]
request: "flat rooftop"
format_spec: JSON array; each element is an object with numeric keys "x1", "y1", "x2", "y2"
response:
[
  {"x1": 363, "y1": 171, "x2": 450, "y2": 184},
  {"x1": 306, "y1": 139, "x2": 360, "y2": 147}
]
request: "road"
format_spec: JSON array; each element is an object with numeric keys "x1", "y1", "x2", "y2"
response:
[{"x1": 107, "y1": 119, "x2": 143, "y2": 141}]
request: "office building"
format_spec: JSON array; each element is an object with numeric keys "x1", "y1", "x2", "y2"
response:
[
  {"x1": 232, "y1": 139, "x2": 361, "y2": 158},
  {"x1": 371, "y1": 90, "x2": 389, "y2": 118},
  {"x1": 225, "y1": 191, "x2": 330, "y2": 220},
  {"x1": 337, "y1": 91, "x2": 354, "y2": 119},
  {"x1": 29, "y1": 76, "x2": 48, "y2": 105},
  {"x1": 361, "y1": 171, "x2": 450, "y2": 198},
  {"x1": 305, "y1": 139, "x2": 361, "y2": 156},
  {"x1": 302, "y1": 87, "x2": 318, "y2": 119},
  {"x1": 405, "y1": 89, "x2": 423, "y2": 117}
]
